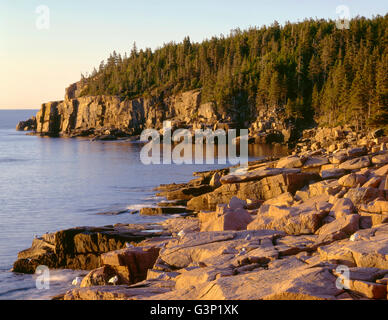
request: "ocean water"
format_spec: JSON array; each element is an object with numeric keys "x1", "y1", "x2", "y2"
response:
[{"x1": 0, "y1": 109, "x2": 288, "y2": 300}]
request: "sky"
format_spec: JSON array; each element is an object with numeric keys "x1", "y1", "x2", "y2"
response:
[{"x1": 0, "y1": 0, "x2": 387, "y2": 109}]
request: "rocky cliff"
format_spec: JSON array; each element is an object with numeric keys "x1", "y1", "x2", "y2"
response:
[
  {"x1": 32, "y1": 85, "x2": 227, "y2": 138},
  {"x1": 19, "y1": 82, "x2": 297, "y2": 143}
]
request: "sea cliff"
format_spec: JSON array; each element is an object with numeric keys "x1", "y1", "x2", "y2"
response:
[{"x1": 18, "y1": 82, "x2": 297, "y2": 144}]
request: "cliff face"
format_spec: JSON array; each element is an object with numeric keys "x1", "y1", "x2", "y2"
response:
[
  {"x1": 35, "y1": 87, "x2": 222, "y2": 137},
  {"x1": 29, "y1": 82, "x2": 297, "y2": 143}
]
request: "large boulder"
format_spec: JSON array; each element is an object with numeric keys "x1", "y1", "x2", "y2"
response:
[
  {"x1": 159, "y1": 230, "x2": 284, "y2": 270},
  {"x1": 331, "y1": 151, "x2": 349, "y2": 164},
  {"x1": 16, "y1": 117, "x2": 36, "y2": 131},
  {"x1": 101, "y1": 247, "x2": 160, "y2": 285},
  {"x1": 338, "y1": 173, "x2": 367, "y2": 188},
  {"x1": 339, "y1": 156, "x2": 371, "y2": 170},
  {"x1": 247, "y1": 204, "x2": 326, "y2": 235},
  {"x1": 219, "y1": 168, "x2": 301, "y2": 185},
  {"x1": 318, "y1": 224, "x2": 388, "y2": 269},
  {"x1": 157, "y1": 185, "x2": 214, "y2": 201},
  {"x1": 360, "y1": 200, "x2": 388, "y2": 214},
  {"x1": 346, "y1": 280, "x2": 387, "y2": 299},
  {"x1": 80, "y1": 265, "x2": 117, "y2": 288},
  {"x1": 188, "y1": 172, "x2": 320, "y2": 211},
  {"x1": 139, "y1": 207, "x2": 190, "y2": 216},
  {"x1": 316, "y1": 214, "x2": 360, "y2": 244},
  {"x1": 344, "y1": 188, "x2": 382, "y2": 206},
  {"x1": 359, "y1": 200, "x2": 388, "y2": 226},
  {"x1": 13, "y1": 226, "x2": 164, "y2": 273},
  {"x1": 372, "y1": 153, "x2": 388, "y2": 165},
  {"x1": 303, "y1": 157, "x2": 329, "y2": 169},
  {"x1": 276, "y1": 156, "x2": 306, "y2": 169},
  {"x1": 330, "y1": 198, "x2": 355, "y2": 219},
  {"x1": 263, "y1": 192, "x2": 294, "y2": 207},
  {"x1": 308, "y1": 180, "x2": 342, "y2": 198},
  {"x1": 374, "y1": 164, "x2": 388, "y2": 176},
  {"x1": 199, "y1": 205, "x2": 253, "y2": 232},
  {"x1": 320, "y1": 169, "x2": 347, "y2": 180}
]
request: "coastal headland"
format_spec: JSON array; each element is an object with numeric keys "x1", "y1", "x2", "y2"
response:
[{"x1": 13, "y1": 116, "x2": 388, "y2": 300}]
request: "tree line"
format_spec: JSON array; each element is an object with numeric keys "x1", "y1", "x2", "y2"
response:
[{"x1": 80, "y1": 15, "x2": 387, "y2": 130}]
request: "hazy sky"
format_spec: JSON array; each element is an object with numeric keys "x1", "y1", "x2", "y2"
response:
[{"x1": 0, "y1": 0, "x2": 387, "y2": 109}]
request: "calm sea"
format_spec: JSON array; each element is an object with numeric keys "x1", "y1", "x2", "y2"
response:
[{"x1": 0, "y1": 109, "x2": 288, "y2": 300}]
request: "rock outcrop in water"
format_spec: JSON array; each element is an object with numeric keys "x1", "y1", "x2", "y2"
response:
[{"x1": 16, "y1": 117, "x2": 36, "y2": 132}]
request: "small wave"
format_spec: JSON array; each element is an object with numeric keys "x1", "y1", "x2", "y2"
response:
[
  {"x1": 126, "y1": 204, "x2": 150, "y2": 211},
  {"x1": 0, "y1": 285, "x2": 36, "y2": 297},
  {"x1": 95, "y1": 209, "x2": 130, "y2": 216},
  {"x1": 143, "y1": 196, "x2": 164, "y2": 201}
]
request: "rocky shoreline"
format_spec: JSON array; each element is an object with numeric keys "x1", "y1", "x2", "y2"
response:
[{"x1": 13, "y1": 126, "x2": 388, "y2": 300}]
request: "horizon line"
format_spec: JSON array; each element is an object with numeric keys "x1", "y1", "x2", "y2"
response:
[{"x1": 0, "y1": 108, "x2": 40, "y2": 110}]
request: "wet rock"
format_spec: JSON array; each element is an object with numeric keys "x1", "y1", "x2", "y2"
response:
[
  {"x1": 140, "y1": 207, "x2": 191, "y2": 216},
  {"x1": 16, "y1": 117, "x2": 36, "y2": 131},
  {"x1": 94, "y1": 134, "x2": 117, "y2": 141},
  {"x1": 157, "y1": 185, "x2": 214, "y2": 201},
  {"x1": 157, "y1": 200, "x2": 188, "y2": 207}
]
